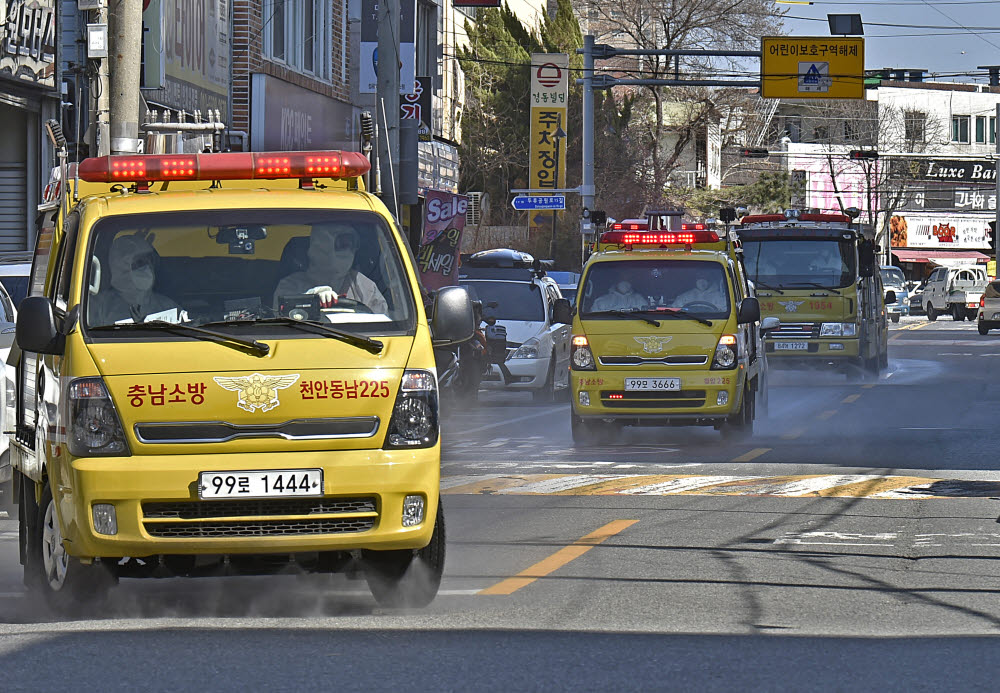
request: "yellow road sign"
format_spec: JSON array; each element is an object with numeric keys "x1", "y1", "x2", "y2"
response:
[{"x1": 761, "y1": 36, "x2": 864, "y2": 99}]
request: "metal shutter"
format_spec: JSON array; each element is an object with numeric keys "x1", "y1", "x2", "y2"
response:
[{"x1": 0, "y1": 163, "x2": 27, "y2": 252}]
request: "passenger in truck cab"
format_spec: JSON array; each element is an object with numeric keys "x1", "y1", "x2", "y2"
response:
[
  {"x1": 591, "y1": 275, "x2": 647, "y2": 311},
  {"x1": 675, "y1": 275, "x2": 727, "y2": 310},
  {"x1": 273, "y1": 223, "x2": 388, "y2": 314},
  {"x1": 812, "y1": 246, "x2": 846, "y2": 273},
  {"x1": 88, "y1": 232, "x2": 184, "y2": 326}
]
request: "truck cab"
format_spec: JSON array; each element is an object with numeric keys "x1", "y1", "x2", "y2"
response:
[
  {"x1": 923, "y1": 265, "x2": 987, "y2": 322},
  {"x1": 560, "y1": 225, "x2": 775, "y2": 444},
  {"x1": 8, "y1": 150, "x2": 473, "y2": 612}
]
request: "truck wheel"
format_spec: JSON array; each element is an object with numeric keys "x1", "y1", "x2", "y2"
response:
[
  {"x1": 890, "y1": 314, "x2": 900, "y2": 324},
  {"x1": 979, "y1": 320, "x2": 990, "y2": 335},
  {"x1": 532, "y1": 358, "x2": 555, "y2": 403},
  {"x1": 363, "y1": 501, "x2": 444, "y2": 608},
  {"x1": 926, "y1": 303, "x2": 936, "y2": 321},
  {"x1": 26, "y1": 481, "x2": 116, "y2": 613},
  {"x1": 721, "y1": 387, "x2": 754, "y2": 440},
  {"x1": 571, "y1": 416, "x2": 619, "y2": 445},
  {"x1": 967, "y1": 310, "x2": 977, "y2": 321}
]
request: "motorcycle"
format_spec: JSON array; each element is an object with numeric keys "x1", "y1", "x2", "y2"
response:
[{"x1": 435, "y1": 299, "x2": 507, "y2": 405}]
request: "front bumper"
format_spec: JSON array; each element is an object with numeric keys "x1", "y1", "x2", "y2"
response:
[
  {"x1": 571, "y1": 368, "x2": 743, "y2": 423},
  {"x1": 765, "y1": 336, "x2": 859, "y2": 367},
  {"x1": 56, "y1": 447, "x2": 440, "y2": 559},
  {"x1": 480, "y1": 355, "x2": 551, "y2": 390},
  {"x1": 887, "y1": 303, "x2": 909, "y2": 316}
]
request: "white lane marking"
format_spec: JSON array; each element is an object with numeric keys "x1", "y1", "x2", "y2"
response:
[
  {"x1": 496, "y1": 474, "x2": 634, "y2": 494},
  {"x1": 0, "y1": 592, "x2": 25, "y2": 598},
  {"x1": 618, "y1": 475, "x2": 759, "y2": 495},
  {"x1": 870, "y1": 487, "x2": 935, "y2": 499},
  {"x1": 775, "y1": 531, "x2": 897, "y2": 546},
  {"x1": 900, "y1": 427, "x2": 953, "y2": 430},
  {"x1": 439, "y1": 474, "x2": 506, "y2": 489},
  {"x1": 750, "y1": 475, "x2": 883, "y2": 497},
  {"x1": 459, "y1": 406, "x2": 565, "y2": 435}
]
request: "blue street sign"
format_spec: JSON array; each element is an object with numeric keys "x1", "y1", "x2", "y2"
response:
[{"x1": 511, "y1": 195, "x2": 566, "y2": 211}]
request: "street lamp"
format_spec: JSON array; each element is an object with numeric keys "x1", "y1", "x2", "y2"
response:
[{"x1": 550, "y1": 124, "x2": 567, "y2": 261}]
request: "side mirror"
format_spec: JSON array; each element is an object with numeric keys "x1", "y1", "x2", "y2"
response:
[
  {"x1": 884, "y1": 290, "x2": 897, "y2": 305},
  {"x1": 737, "y1": 297, "x2": 761, "y2": 324},
  {"x1": 760, "y1": 316, "x2": 780, "y2": 332},
  {"x1": 16, "y1": 296, "x2": 65, "y2": 355},
  {"x1": 430, "y1": 285, "x2": 475, "y2": 346},
  {"x1": 552, "y1": 297, "x2": 573, "y2": 324},
  {"x1": 858, "y1": 240, "x2": 876, "y2": 278}
]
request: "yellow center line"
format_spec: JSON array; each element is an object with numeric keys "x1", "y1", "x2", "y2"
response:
[
  {"x1": 816, "y1": 409, "x2": 837, "y2": 421},
  {"x1": 842, "y1": 393, "x2": 861, "y2": 404},
  {"x1": 478, "y1": 519, "x2": 638, "y2": 596},
  {"x1": 731, "y1": 447, "x2": 770, "y2": 463},
  {"x1": 781, "y1": 427, "x2": 805, "y2": 440}
]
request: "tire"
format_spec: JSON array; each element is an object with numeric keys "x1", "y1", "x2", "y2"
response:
[
  {"x1": 967, "y1": 310, "x2": 977, "y2": 322},
  {"x1": 890, "y1": 314, "x2": 900, "y2": 324},
  {"x1": 926, "y1": 303, "x2": 937, "y2": 321},
  {"x1": 532, "y1": 357, "x2": 556, "y2": 403},
  {"x1": 363, "y1": 501, "x2": 445, "y2": 608},
  {"x1": 979, "y1": 320, "x2": 990, "y2": 336},
  {"x1": 25, "y1": 480, "x2": 116, "y2": 614},
  {"x1": 721, "y1": 387, "x2": 754, "y2": 440},
  {"x1": 571, "y1": 415, "x2": 619, "y2": 446},
  {"x1": 758, "y1": 371, "x2": 770, "y2": 419},
  {"x1": 951, "y1": 304, "x2": 962, "y2": 321}
]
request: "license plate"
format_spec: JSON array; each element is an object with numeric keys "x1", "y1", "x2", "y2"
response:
[
  {"x1": 198, "y1": 469, "x2": 323, "y2": 499},
  {"x1": 774, "y1": 341, "x2": 808, "y2": 351},
  {"x1": 624, "y1": 377, "x2": 681, "y2": 391}
]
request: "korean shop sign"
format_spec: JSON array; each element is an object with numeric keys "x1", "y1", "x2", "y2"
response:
[
  {"x1": 529, "y1": 53, "x2": 568, "y2": 233},
  {"x1": 761, "y1": 36, "x2": 864, "y2": 99}
]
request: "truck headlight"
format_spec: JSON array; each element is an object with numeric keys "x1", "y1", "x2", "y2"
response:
[
  {"x1": 711, "y1": 335, "x2": 737, "y2": 370},
  {"x1": 68, "y1": 378, "x2": 130, "y2": 457},
  {"x1": 571, "y1": 335, "x2": 596, "y2": 370},
  {"x1": 384, "y1": 370, "x2": 438, "y2": 449},
  {"x1": 821, "y1": 322, "x2": 856, "y2": 337},
  {"x1": 510, "y1": 339, "x2": 539, "y2": 359}
]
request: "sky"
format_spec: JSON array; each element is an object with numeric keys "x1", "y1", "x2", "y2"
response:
[{"x1": 777, "y1": 0, "x2": 1000, "y2": 83}]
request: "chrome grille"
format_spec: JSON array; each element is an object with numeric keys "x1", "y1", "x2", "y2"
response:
[
  {"x1": 768, "y1": 322, "x2": 819, "y2": 339},
  {"x1": 599, "y1": 355, "x2": 708, "y2": 366},
  {"x1": 145, "y1": 517, "x2": 375, "y2": 538},
  {"x1": 142, "y1": 497, "x2": 377, "y2": 519},
  {"x1": 600, "y1": 390, "x2": 707, "y2": 409},
  {"x1": 134, "y1": 417, "x2": 379, "y2": 444}
]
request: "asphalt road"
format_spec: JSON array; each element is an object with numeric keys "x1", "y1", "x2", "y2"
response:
[{"x1": 3, "y1": 315, "x2": 1000, "y2": 691}]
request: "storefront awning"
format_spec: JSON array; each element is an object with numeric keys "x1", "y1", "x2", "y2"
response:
[{"x1": 891, "y1": 249, "x2": 990, "y2": 266}]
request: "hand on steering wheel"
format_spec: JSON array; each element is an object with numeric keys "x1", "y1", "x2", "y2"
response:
[
  {"x1": 682, "y1": 301, "x2": 719, "y2": 311},
  {"x1": 306, "y1": 285, "x2": 338, "y2": 308}
]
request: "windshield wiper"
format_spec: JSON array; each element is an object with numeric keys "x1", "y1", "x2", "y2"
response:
[
  {"x1": 644, "y1": 308, "x2": 714, "y2": 327},
  {"x1": 90, "y1": 320, "x2": 270, "y2": 357},
  {"x1": 783, "y1": 282, "x2": 842, "y2": 295},
  {"x1": 753, "y1": 281, "x2": 785, "y2": 295},
  {"x1": 203, "y1": 317, "x2": 383, "y2": 355},
  {"x1": 582, "y1": 309, "x2": 661, "y2": 327}
]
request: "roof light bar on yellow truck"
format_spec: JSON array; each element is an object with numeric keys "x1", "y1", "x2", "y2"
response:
[{"x1": 7, "y1": 148, "x2": 475, "y2": 613}]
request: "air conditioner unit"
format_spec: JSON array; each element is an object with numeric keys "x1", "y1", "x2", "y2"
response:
[{"x1": 467, "y1": 191, "x2": 485, "y2": 227}]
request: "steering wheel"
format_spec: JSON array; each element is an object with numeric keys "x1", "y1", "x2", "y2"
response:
[
  {"x1": 321, "y1": 297, "x2": 372, "y2": 314},
  {"x1": 682, "y1": 301, "x2": 718, "y2": 312}
]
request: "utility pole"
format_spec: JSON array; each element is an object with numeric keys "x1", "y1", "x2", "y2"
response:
[
  {"x1": 93, "y1": 3, "x2": 112, "y2": 156},
  {"x1": 108, "y1": 0, "x2": 143, "y2": 154},
  {"x1": 377, "y1": 0, "x2": 400, "y2": 220}
]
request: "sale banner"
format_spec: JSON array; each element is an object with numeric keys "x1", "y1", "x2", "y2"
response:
[{"x1": 418, "y1": 190, "x2": 468, "y2": 291}]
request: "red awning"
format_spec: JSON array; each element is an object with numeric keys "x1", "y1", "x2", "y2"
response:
[{"x1": 891, "y1": 249, "x2": 990, "y2": 264}]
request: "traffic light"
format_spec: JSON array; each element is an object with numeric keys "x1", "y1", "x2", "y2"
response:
[
  {"x1": 739, "y1": 147, "x2": 770, "y2": 158},
  {"x1": 849, "y1": 149, "x2": 879, "y2": 160},
  {"x1": 590, "y1": 210, "x2": 607, "y2": 227}
]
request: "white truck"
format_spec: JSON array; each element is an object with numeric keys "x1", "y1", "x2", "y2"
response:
[{"x1": 923, "y1": 265, "x2": 988, "y2": 322}]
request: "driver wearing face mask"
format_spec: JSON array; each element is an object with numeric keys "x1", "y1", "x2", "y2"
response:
[
  {"x1": 89, "y1": 233, "x2": 181, "y2": 325},
  {"x1": 273, "y1": 223, "x2": 389, "y2": 314}
]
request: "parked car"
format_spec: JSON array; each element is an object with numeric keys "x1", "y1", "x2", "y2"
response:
[
  {"x1": 907, "y1": 280, "x2": 927, "y2": 315},
  {"x1": 923, "y1": 264, "x2": 988, "y2": 321},
  {"x1": 547, "y1": 270, "x2": 581, "y2": 308},
  {"x1": 977, "y1": 279, "x2": 1000, "y2": 335},
  {"x1": 459, "y1": 249, "x2": 572, "y2": 401},
  {"x1": 879, "y1": 265, "x2": 909, "y2": 323},
  {"x1": 0, "y1": 251, "x2": 32, "y2": 311}
]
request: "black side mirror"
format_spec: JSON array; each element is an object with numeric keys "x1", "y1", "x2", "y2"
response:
[
  {"x1": 16, "y1": 296, "x2": 65, "y2": 355},
  {"x1": 430, "y1": 286, "x2": 475, "y2": 346},
  {"x1": 884, "y1": 290, "x2": 897, "y2": 305},
  {"x1": 737, "y1": 297, "x2": 761, "y2": 324},
  {"x1": 552, "y1": 297, "x2": 573, "y2": 324},
  {"x1": 858, "y1": 240, "x2": 876, "y2": 277}
]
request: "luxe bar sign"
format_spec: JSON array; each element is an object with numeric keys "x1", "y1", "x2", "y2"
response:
[{"x1": 511, "y1": 195, "x2": 566, "y2": 210}]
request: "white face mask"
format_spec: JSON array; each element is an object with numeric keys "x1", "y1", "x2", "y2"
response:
[
  {"x1": 330, "y1": 250, "x2": 354, "y2": 276},
  {"x1": 131, "y1": 266, "x2": 155, "y2": 292}
]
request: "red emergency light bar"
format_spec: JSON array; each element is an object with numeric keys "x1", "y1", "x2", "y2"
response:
[
  {"x1": 610, "y1": 221, "x2": 648, "y2": 231},
  {"x1": 681, "y1": 223, "x2": 707, "y2": 230},
  {"x1": 77, "y1": 150, "x2": 372, "y2": 183},
  {"x1": 600, "y1": 230, "x2": 720, "y2": 245},
  {"x1": 740, "y1": 213, "x2": 850, "y2": 224}
]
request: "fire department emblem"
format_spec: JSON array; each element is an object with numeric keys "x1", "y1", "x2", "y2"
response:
[
  {"x1": 633, "y1": 335, "x2": 673, "y2": 354},
  {"x1": 778, "y1": 300, "x2": 804, "y2": 313},
  {"x1": 213, "y1": 373, "x2": 301, "y2": 413}
]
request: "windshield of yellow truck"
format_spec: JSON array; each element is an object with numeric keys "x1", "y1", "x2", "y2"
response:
[
  {"x1": 742, "y1": 239, "x2": 856, "y2": 290},
  {"x1": 81, "y1": 209, "x2": 416, "y2": 337}
]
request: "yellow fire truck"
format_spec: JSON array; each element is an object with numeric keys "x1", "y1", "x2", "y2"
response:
[{"x1": 735, "y1": 210, "x2": 890, "y2": 376}]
